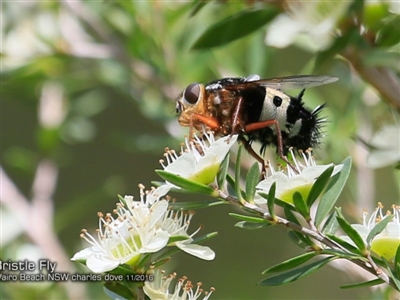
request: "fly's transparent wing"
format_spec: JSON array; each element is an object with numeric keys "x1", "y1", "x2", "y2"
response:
[{"x1": 227, "y1": 75, "x2": 338, "y2": 90}]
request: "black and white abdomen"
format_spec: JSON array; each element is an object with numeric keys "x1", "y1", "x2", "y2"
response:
[{"x1": 243, "y1": 87, "x2": 325, "y2": 154}]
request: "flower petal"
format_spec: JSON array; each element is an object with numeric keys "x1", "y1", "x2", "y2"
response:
[
  {"x1": 176, "y1": 241, "x2": 215, "y2": 260},
  {"x1": 86, "y1": 254, "x2": 120, "y2": 273}
]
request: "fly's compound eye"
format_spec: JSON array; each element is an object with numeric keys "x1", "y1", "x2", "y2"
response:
[{"x1": 183, "y1": 83, "x2": 201, "y2": 105}]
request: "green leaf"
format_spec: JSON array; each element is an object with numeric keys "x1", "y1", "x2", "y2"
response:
[
  {"x1": 366, "y1": 214, "x2": 394, "y2": 246},
  {"x1": 229, "y1": 213, "x2": 268, "y2": 223},
  {"x1": 382, "y1": 258, "x2": 400, "y2": 291},
  {"x1": 226, "y1": 173, "x2": 237, "y2": 197},
  {"x1": 306, "y1": 165, "x2": 334, "y2": 207},
  {"x1": 395, "y1": 243, "x2": 400, "y2": 277},
  {"x1": 340, "y1": 278, "x2": 385, "y2": 289},
  {"x1": 289, "y1": 230, "x2": 315, "y2": 248},
  {"x1": 235, "y1": 221, "x2": 270, "y2": 230},
  {"x1": 262, "y1": 252, "x2": 316, "y2": 274},
  {"x1": 192, "y1": 7, "x2": 280, "y2": 49},
  {"x1": 168, "y1": 200, "x2": 225, "y2": 210},
  {"x1": 292, "y1": 192, "x2": 310, "y2": 220},
  {"x1": 288, "y1": 230, "x2": 310, "y2": 249},
  {"x1": 168, "y1": 235, "x2": 190, "y2": 244},
  {"x1": 267, "y1": 182, "x2": 277, "y2": 220},
  {"x1": 259, "y1": 257, "x2": 335, "y2": 286},
  {"x1": 336, "y1": 214, "x2": 367, "y2": 253},
  {"x1": 321, "y1": 211, "x2": 340, "y2": 235},
  {"x1": 245, "y1": 162, "x2": 261, "y2": 202},
  {"x1": 326, "y1": 234, "x2": 363, "y2": 255},
  {"x1": 189, "y1": 0, "x2": 209, "y2": 17},
  {"x1": 217, "y1": 152, "x2": 230, "y2": 189},
  {"x1": 284, "y1": 206, "x2": 300, "y2": 225},
  {"x1": 155, "y1": 170, "x2": 217, "y2": 196},
  {"x1": 235, "y1": 145, "x2": 244, "y2": 202},
  {"x1": 315, "y1": 157, "x2": 352, "y2": 227},
  {"x1": 151, "y1": 257, "x2": 171, "y2": 268},
  {"x1": 321, "y1": 249, "x2": 366, "y2": 260},
  {"x1": 274, "y1": 197, "x2": 295, "y2": 212}
]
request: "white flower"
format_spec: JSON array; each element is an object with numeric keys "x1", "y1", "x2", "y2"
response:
[
  {"x1": 160, "y1": 210, "x2": 215, "y2": 261},
  {"x1": 144, "y1": 269, "x2": 214, "y2": 300},
  {"x1": 71, "y1": 186, "x2": 171, "y2": 273},
  {"x1": 160, "y1": 132, "x2": 237, "y2": 185},
  {"x1": 366, "y1": 124, "x2": 400, "y2": 169},
  {"x1": 255, "y1": 150, "x2": 343, "y2": 205},
  {"x1": 341, "y1": 203, "x2": 400, "y2": 261}
]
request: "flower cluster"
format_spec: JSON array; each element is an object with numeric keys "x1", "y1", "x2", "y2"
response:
[
  {"x1": 144, "y1": 269, "x2": 214, "y2": 300},
  {"x1": 71, "y1": 185, "x2": 214, "y2": 274},
  {"x1": 256, "y1": 149, "x2": 342, "y2": 205},
  {"x1": 160, "y1": 131, "x2": 237, "y2": 186},
  {"x1": 341, "y1": 203, "x2": 400, "y2": 261}
]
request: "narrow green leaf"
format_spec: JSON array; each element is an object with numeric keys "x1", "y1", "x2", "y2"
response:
[
  {"x1": 366, "y1": 214, "x2": 394, "y2": 246},
  {"x1": 259, "y1": 257, "x2": 335, "y2": 286},
  {"x1": 235, "y1": 145, "x2": 244, "y2": 202},
  {"x1": 275, "y1": 197, "x2": 295, "y2": 211},
  {"x1": 217, "y1": 152, "x2": 230, "y2": 189},
  {"x1": 226, "y1": 173, "x2": 236, "y2": 197},
  {"x1": 168, "y1": 235, "x2": 190, "y2": 244},
  {"x1": 289, "y1": 230, "x2": 315, "y2": 248},
  {"x1": 321, "y1": 249, "x2": 366, "y2": 260},
  {"x1": 189, "y1": 0, "x2": 209, "y2": 17},
  {"x1": 155, "y1": 170, "x2": 216, "y2": 196},
  {"x1": 288, "y1": 231, "x2": 309, "y2": 249},
  {"x1": 235, "y1": 221, "x2": 269, "y2": 230},
  {"x1": 326, "y1": 234, "x2": 363, "y2": 255},
  {"x1": 245, "y1": 162, "x2": 261, "y2": 202},
  {"x1": 267, "y1": 182, "x2": 276, "y2": 220},
  {"x1": 229, "y1": 213, "x2": 268, "y2": 223},
  {"x1": 192, "y1": 8, "x2": 280, "y2": 49},
  {"x1": 336, "y1": 215, "x2": 367, "y2": 253},
  {"x1": 293, "y1": 192, "x2": 310, "y2": 220},
  {"x1": 306, "y1": 165, "x2": 334, "y2": 207},
  {"x1": 262, "y1": 252, "x2": 316, "y2": 274},
  {"x1": 382, "y1": 258, "x2": 400, "y2": 291},
  {"x1": 151, "y1": 257, "x2": 171, "y2": 268},
  {"x1": 395, "y1": 243, "x2": 400, "y2": 277},
  {"x1": 169, "y1": 200, "x2": 225, "y2": 210},
  {"x1": 315, "y1": 157, "x2": 352, "y2": 227},
  {"x1": 284, "y1": 206, "x2": 300, "y2": 225},
  {"x1": 321, "y1": 211, "x2": 339, "y2": 235},
  {"x1": 340, "y1": 278, "x2": 384, "y2": 289}
]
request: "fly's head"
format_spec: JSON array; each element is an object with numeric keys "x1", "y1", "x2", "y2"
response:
[{"x1": 175, "y1": 83, "x2": 207, "y2": 128}]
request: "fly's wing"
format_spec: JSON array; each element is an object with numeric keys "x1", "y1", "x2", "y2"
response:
[{"x1": 225, "y1": 75, "x2": 338, "y2": 91}]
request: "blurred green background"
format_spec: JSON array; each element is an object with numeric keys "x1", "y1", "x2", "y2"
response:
[{"x1": 1, "y1": 1, "x2": 399, "y2": 299}]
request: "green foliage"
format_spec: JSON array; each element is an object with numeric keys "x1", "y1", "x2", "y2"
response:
[
  {"x1": 192, "y1": 7, "x2": 280, "y2": 49},
  {"x1": 259, "y1": 257, "x2": 336, "y2": 286},
  {"x1": 315, "y1": 157, "x2": 352, "y2": 227}
]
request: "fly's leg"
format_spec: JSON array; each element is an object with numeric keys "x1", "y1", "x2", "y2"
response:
[
  {"x1": 245, "y1": 120, "x2": 299, "y2": 173},
  {"x1": 189, "y1": 113, "x2": 220, "y2": 140},
  {"x1": 238, "y1": 135, "x2": 267, "y2": 177}
]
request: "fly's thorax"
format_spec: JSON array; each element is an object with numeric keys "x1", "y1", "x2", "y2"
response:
[{"x1": 260, "y1": 88, "x2": 292, "y2": 134}]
